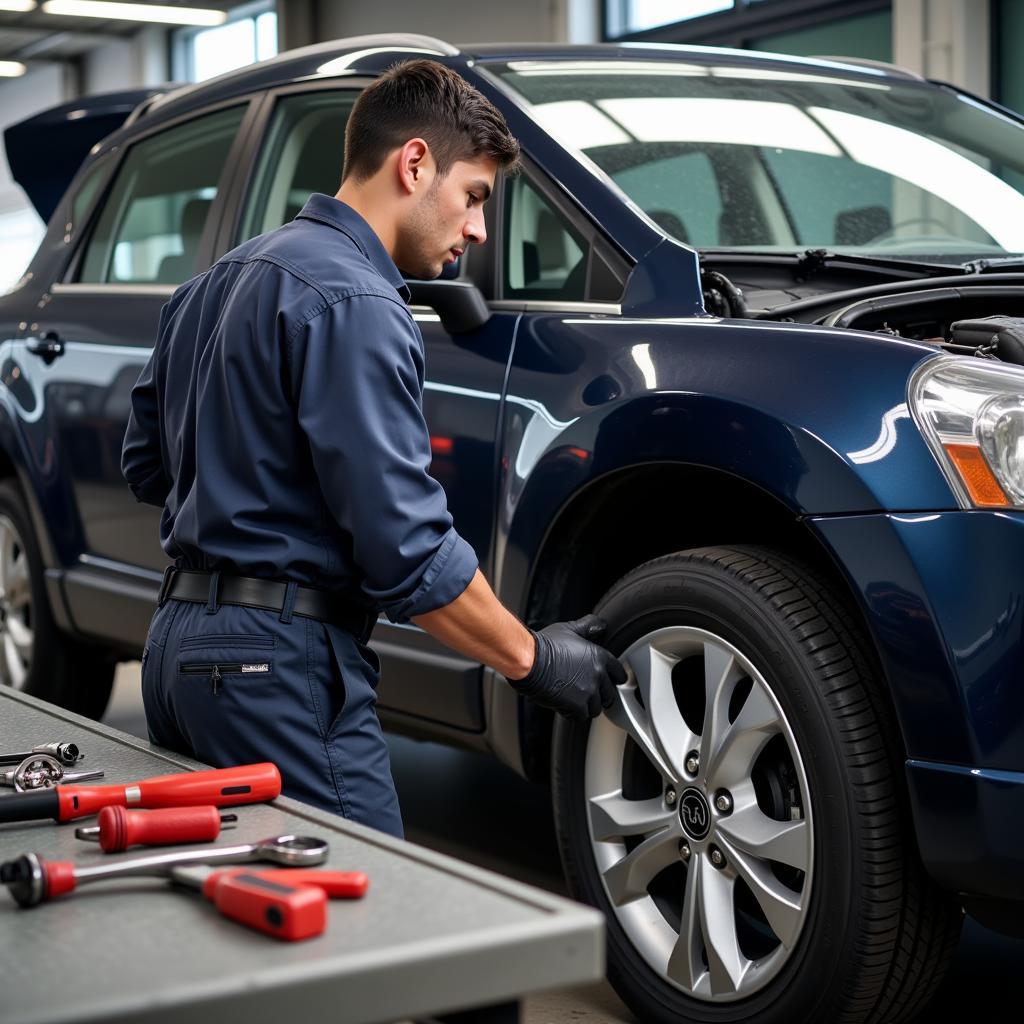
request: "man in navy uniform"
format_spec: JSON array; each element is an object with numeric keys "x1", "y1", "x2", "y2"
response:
[{"x1": 123, "y1": 60, "x2": 625, "y2": 838}]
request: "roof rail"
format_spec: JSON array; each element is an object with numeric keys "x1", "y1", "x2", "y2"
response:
[{"x1": 811, "y1": 55, "x2": 924, "y2": 80}]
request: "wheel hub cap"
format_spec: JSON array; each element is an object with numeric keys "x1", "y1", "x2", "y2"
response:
[{"x1": 679, "y1": 788, "x2": 711, "y2": 841}]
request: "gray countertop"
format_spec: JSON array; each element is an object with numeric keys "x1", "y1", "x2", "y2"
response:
[{"x1": 0, "y1": 688, "x2": 604, "y2": 1024}]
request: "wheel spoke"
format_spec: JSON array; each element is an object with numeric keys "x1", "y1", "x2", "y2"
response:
[
  {"x1": 589, "y1": 790, "x2": 675, "y2": 842},
  {"x1": 601, "y1": 827, "x2": 679, "y2": 906},
  {"x1": 719, "y1": 840, "x2": 805, "y2": 950},
  {"x1": 625, "y1": 643, "x2": 698, "y2": 782},
  {"x1": 0, "y1": 519, "x2": 14, "y2": 599},
  {"x1": 666, "y1": 856, "x2": 707, "y2": 992},
  {"x1": 5, "y1": 614, "x2": 33, "y2": 660},
  {"x1": 717, "y1": 804, "x2": 810, "y2": 873},
  {"x1": 697, "y1": 641, "x2": 743, "y2": 779},
  {"x1": 705, "y1": 683, "x2": 781, "y2": 790},
  {"x1": 697, "y1": 856, "x2": 747, "y2": 995},
  {"x1": 6, "y1": 552, "x2": 29, "y2": 607},
  {"x1": 604, "y1": 678, "x2": 677, "y2": 782},
  {"x1": 4, "y1": 633, "x2": 27, "y2": 689}
]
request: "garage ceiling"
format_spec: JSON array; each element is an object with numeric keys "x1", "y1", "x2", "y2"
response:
[{"x1": 0, "y1": 2, "x2": 234, "y2": 61}]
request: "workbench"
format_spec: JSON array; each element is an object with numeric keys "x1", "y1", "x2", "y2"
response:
[{"x1": 0, "y1": 687, "x2": 604, "y2": 1024}]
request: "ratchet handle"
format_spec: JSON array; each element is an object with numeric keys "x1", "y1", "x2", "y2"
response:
[
  {"x1": 211, "y1": 872, "x2": 327, "y2": 941},
  {"x1": 55, "y1": 762, "x2": 281, "y2": 821},
  {"x1": 93, "y1": 805, "x2": 229, "y2": 852},
  {"x1": 203, "y1": 868, "x2": 369, "y2": 900}
]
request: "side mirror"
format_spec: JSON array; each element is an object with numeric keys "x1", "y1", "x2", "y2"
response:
[{"x1": 406, "y1": 279, "x2": 490, "y2": 335}]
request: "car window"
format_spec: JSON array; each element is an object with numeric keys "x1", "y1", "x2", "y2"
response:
[
  {"x1": 611, "y1": 151, "x2": 721, "y2": 246},
  {"x1": 238, "y1": 90, "x2": 357, "y2": 241},
  {"x1": 504, "y1": 176, "x2": 587, "y2": 300},
  {"x1": 78, "y1": 105, "x2": 246, "y2": 285},
  {"x1": 70, "y1": 157, "x2": 110, "y2": 236}
]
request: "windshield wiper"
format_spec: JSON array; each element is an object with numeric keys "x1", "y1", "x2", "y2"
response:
[
  {"x1": 961, "y1": 255, "x2": 1024, "y2": 273},
  {"x1": 701, "y1": 248, "x2": 963, "y2": 279}
]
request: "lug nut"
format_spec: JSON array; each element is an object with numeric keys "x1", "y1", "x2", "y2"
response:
[
  {"x1": 710, "y1": 847, "x2": 725, "y2": 869},
  {"x1": 715, "y1": 791, "x2": 733, "y2": 814},
  {"x1": 685, "y1": 752, "x2": 699, "y2": 776},
  {"x1": 679, "y1": 841, "x2": 691, "y2": 862},
  {"x1": 665, "y1": 788, "x2": 677, "y2": 807}
]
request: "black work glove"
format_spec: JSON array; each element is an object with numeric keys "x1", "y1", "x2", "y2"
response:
[{"x1": 509, "y1": 615, "x2": 628, "y2": 720}]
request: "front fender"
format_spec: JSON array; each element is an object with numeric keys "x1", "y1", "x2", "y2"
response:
[{"x1": 493, "y1": 313, "x2": 955, "y2": 615}]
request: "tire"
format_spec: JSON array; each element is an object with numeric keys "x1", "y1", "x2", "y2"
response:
[
  {"x1": 0, "y1": 480, "x2": 115, "y2": 719},
  {"x1": 552, "y1": 546, "x2": 962, "y2": 1024}
]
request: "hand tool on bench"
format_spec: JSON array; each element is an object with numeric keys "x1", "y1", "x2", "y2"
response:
[
  {"x1": 199, "y1": 867, "x2": 369, "y2": 899},
  {"x1": 1, "y1": 754, "x2": 104, "y2": 792},
  {"x1": 74, "y1": 806, "x2": 238, "y2": 852},
  {"x1": 0, "y1": 742, "x2": 83, "y2": 767},
  {"x1": 0, "y1": 833, "x2": 328, "y2": 906},
  {"x1": 0, "y1": 762, "x2": 281, "y2": 824}
]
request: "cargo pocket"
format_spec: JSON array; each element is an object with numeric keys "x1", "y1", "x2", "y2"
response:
[{"x1": 177, "y1": 633, "x2": 276, "y2": 697}]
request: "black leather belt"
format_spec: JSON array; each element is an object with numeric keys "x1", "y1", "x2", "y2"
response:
[{"x1": 159, "y1": 568, "x2": 375, "y2": 642}]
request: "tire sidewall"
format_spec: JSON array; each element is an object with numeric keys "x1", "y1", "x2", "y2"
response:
[{"x1": 553, "y1": 554, "x2": 880, "y2": 1024}]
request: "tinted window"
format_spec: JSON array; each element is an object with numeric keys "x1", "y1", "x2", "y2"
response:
[
  {"x1": 79, "y1": 105, "x2": 245, "y2": 284},
  {"x1": 70, "y1": 157, "x2": 110, "y2": 237},
  {"x1": 238, "y1": 90, "x2": 357, "y2": 241},
  {"x1": 504, "y1": 176, "x2": 587, "y2": 300}
]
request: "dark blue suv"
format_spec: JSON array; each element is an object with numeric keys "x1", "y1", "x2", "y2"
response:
[{"x1": 4, "y1": 34, "x2": 1024, "y2": 1024}]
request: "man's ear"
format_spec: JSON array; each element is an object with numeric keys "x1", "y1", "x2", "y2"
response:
[{"x1": 397, "y1": 138, "x2": 431, "y2": 195}]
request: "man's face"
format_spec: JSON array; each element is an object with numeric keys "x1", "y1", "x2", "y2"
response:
[{"x1": 394, "y1": 154, "x2": 496, "y2": 279}]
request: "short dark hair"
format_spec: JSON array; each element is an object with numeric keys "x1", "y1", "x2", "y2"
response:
[{"x1": 342, "y1": 59, "x2": 520, "y2": 184}]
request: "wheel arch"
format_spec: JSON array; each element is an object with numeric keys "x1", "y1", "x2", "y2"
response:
[{"x1": 493, "y1": 462, "x2": 901, "y2": 785}]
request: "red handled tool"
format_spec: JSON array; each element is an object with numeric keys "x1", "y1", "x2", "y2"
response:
[
  {"x1": 74, "y1": 806, "x2": 238, "y2": 852},
  {"x1": 0, "y1": 762, "x2": 281, "y2": 824},
  {"x1": 174, "y1": 868, "x2": 327, "y2": 941},
  {"x1": 201, "y1": 867, "x2": 369, "y2": 900}
]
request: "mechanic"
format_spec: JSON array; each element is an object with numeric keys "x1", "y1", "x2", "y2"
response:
[{"x1": 122, "y1": 59, "x2": 626, "y2": 838}]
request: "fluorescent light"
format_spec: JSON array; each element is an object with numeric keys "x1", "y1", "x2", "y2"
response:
[
  {"x1": 596, "y1": 97, "x2": 842, "y2": 156},
  {"x1": 530, "y1": 101, "x2": 631, "y2": 150},
  {"x1": 0, "y1": 1, "x2": 36, "y2": 12},
  {"x1": 0, "y1": 61, "x2": 27, "y2": 76},
  {"x1": 41, "y1": 1, "x2": 226, "y2": 26}
]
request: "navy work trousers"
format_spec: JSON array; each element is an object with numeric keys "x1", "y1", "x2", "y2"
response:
[{"x1": 141, "y1": 595, "x2": 403, "y2": 838}]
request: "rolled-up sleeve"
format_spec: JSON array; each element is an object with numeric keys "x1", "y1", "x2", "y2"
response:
[{"x1": 288, "y1": 290, "x2": 478, "y2": 622}]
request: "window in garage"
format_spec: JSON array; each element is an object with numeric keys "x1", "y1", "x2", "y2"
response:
[
  {"x1": 237, "y1": 90, "x2": 358, "y2": 241},
  {"x1": 172, "y1": 1, "x2": 277, "y2": 83},
  {"x1": 78, "y1": 105, "x2": 247, "y2": 285}
]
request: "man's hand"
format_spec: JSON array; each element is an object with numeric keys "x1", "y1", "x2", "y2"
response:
[{"x1": 509, "y1": 615, "x2": 627, "y2": 720}]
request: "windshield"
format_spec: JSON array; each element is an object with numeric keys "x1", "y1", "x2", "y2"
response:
[{"x1": 491, "y1": 56, "x2": 1024, "y2": 261}]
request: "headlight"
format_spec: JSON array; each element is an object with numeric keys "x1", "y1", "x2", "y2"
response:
[{"x1": 909, "y1": 355, "x2": 1024, "y2": 508}]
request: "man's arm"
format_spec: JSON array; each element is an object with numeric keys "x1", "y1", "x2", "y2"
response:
[
  {"x1": 412, "y1": 569, "x2": 534, "y2": 678},
  {"x1": 121, "y1": 319, "x2": 171, "y2": 508},
  {"x1": 414, "y1": 569, "x2": 627, "y2": 720}
]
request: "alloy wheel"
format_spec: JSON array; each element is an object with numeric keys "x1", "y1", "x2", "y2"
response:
[
  {"x1": 0, "y1": 513, "x2": 33, "y2": 689},
  {"x1": 587, "y1": 625, "x2": 814, "y2": 1001}
]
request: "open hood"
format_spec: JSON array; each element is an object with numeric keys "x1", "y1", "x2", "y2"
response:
[{"x1": 4, "y1": 88, "x2": 165, "y2": 223}]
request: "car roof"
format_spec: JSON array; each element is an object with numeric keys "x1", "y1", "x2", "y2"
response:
[{"x1": 138, "y1": 33, "x2": 925, "y2": 127}]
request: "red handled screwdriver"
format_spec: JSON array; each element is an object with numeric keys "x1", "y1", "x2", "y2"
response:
[
  {"x1": 74, "y1": 806, "x2": 238, "y2": 852},
  {"x1": 0, "y1": 762, "x2": 281, "y2": 824}
]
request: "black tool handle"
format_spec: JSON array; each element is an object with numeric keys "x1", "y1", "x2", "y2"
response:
[{"x1": 0, "y1": 789, "x2": 60, "y2": 824}]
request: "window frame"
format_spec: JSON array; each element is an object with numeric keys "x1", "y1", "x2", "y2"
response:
[
  {"x1": 216, "y1": 78, "x2": 374, "y2": 260},
  {"x1": 64, "y1": 95, "x2": 263, "y2": 289}
]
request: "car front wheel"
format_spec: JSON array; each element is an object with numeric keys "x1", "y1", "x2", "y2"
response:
[{"x1": 552, "y1": 546, "x2": 962, "y2": 1024}]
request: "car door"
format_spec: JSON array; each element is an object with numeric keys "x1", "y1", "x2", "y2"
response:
[
  {"x1": 16, "y1": 99, "x2": 258, "y2": 648},
  {"x1": 230, "y1": 82, "x2": 521, "y2": 731}
]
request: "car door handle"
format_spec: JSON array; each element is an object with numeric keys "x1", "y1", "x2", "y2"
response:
[{"x1": 26, "y1": 333, "x2": 65, "y2": 365}]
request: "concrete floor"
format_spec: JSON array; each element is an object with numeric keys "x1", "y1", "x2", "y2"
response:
[{"x1": 104, "y1": 664, "x2": 1024, "y2": 1024}]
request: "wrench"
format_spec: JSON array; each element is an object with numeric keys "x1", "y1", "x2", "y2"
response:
[
  {"x1": 0, "y1": 753, "x2": 104, "y2": 792},
  {"x1": 1, "y1": 834, "x2": 329, "y2": 907}
]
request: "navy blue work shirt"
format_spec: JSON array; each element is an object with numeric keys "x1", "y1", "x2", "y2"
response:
[{"x1": 122, "y1": 193, "x2": 478, "y2": 624}]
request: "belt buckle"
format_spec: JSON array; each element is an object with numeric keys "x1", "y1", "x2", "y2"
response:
[{"x1": 156, "y1": 566, "x2": 177, "y2": 607}]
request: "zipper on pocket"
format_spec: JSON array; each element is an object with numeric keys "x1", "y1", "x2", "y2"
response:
[{"x1": 180, "y1": 662, "x2": 271, "y2": 696}]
